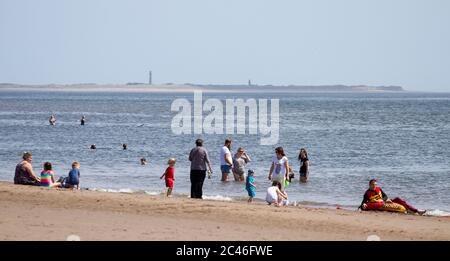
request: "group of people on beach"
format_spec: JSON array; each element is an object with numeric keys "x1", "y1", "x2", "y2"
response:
[
  {"x1": 14, "y1": 152, "x2": 81, "y2": 189},
  {"x1": 13, "y1": 133, "x2": 425, "y2": 214},
  {"x1": 185, "y1": 138, "x2": 308, "y2": 206}
]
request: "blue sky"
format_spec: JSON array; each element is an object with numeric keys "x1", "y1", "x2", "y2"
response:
[{"x1": 1, "y1": 0, "x2": 449, "y2": 91}]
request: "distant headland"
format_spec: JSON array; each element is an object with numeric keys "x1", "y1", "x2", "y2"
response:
[{"x1": 0, "y1": 83, "x2": 404, "y2": 93}]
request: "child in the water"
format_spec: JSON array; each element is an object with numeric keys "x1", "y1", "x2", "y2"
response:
[{"x1": 245, "y1": 169, "x2": 256, "y2": 203}]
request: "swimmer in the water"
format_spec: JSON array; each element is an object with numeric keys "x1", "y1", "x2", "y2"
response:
[
  {"x1": 122, "y1": 143, "x2": 127, "y2": 150},
  {"x1": 90, "y1": 144, "x2": 96, "y2": 150},
  {"x1": 49, "y1": 115, "x2": 56, "y2": 126},
  {"x1": 140, "y1": 158, "x2": 147, "y2": 165}
]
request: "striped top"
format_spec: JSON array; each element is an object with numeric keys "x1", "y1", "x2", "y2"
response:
[{"x1": 40, "y1": 170, "x2": 54, "y2": 187}]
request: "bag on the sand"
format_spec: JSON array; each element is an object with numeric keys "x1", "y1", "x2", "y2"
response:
[
  {"x1": 380, "y1": 202, "x2": 407, "y2": 213},
  {"x1": 58, "y1": 177, "x2": 69, "y2": 188}
]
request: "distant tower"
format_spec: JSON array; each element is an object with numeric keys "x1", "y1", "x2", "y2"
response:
[
  {"x1": 248, "y1": 79, "x2": 251, "y2": 86},
  {"x1": 149, "y1": 70, "x2": 152, "y2": 85}
]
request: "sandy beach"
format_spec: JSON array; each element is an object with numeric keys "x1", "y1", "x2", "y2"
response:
[{"x1": 0, "y1": 182, "x2": 448, "y2": 241}]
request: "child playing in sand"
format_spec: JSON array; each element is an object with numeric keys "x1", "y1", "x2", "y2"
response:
[
  {"x1": 160, "y1": 158, "x2": 176, "y2": 197},
  {"x1": 246, "y1": 169, "x2": 256, "y2": 203},
  {"x1": 266, "y1": 181, "x2": 288, "y2": 206},
  {"x1": 59, "y1": 162, "x2": 81, "y2": 189},
  {"x1": 40, "y1": 162, "x2": 61, "y2": 188}
]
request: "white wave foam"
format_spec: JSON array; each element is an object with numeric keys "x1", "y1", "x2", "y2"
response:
[
  {"x1": 117, "y1": 188, "x2": 134, "y2": 193},
  {"x1": 144, "y1": 191, "x2": 160, "y2": 195},
  {"x1": 90, "y1": 188, "x2": 134, "y2": 194},
  {"x1": 202, "y1": 195, "x2": 233, "y2": 201},
  {"x1": 423, "y1": 209, "x2": 450, "y2": 217}
]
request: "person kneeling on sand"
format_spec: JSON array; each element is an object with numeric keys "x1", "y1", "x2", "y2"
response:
[
  {"x1": 160, "y1": 158, "x2": 176, "y2": 197},
  {"x1": 58, "y1": 162, "x2": 81, "y2": 189},
  {"x1": 266, "y1": 181, "x2": 288, "y2": 206},
  {"x1": 40, "y1": 162, "x2": 61, "y2": 188},
  {"x1": 359, "y1": 179, "x2": 426, "y2": 215}
]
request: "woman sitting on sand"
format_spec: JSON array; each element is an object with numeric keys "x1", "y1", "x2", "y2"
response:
[
  {"x1": 14, "y1": 152, "x2": 40, "y2": 186},
  {"x1": 266, "y1": 181, "x2": 288, "y2": 206}
]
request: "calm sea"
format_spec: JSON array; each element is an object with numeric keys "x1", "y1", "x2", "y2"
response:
[{"x1": 0, "y1": 90, "x2": 449, "y2": 213}]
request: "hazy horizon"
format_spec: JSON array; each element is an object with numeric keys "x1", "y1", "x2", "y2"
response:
[{"x1": 1, "y1": 0, "x2": 449, "y2": 92}]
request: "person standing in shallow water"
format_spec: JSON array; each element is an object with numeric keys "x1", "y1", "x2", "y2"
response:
[
  {"x1": 268, "y1": 147, "x2": 289, "y2": 191},
  {"x1": 189, "y1": 139, "x2": 213, "y2": 199},
  {"x1": 219, "y1": 138, "x2": 233, "y2": 181},
  {"x1": 80, "y1": 115, "x2": 86, "y2": 125},
  {"x1": 245, "y1": 169, "x2": 256, "y2": 203},
  {"x1": 232, "y1": 147, "x2": 251, "y2": 181},
  {"x1": 298, "y1": 148, "x2": 309, "y2": 183}
]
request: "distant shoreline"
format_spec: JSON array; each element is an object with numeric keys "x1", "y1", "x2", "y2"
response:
[{"x1": 0, "y1": 83, "x2": 405, "y2": 93}]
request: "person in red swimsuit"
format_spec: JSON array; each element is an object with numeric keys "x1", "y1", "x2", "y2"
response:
[
  {"x1": 360, "y1": 179, "x2": 426, "y2": 215},
  {"x1": 160, "y1": 158, "x2": 176, "y2": 197}
]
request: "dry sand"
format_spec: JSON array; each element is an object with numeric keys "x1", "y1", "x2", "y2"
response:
[{"x1": 0, "y1": 182, "x2": 448, "y2": 241}]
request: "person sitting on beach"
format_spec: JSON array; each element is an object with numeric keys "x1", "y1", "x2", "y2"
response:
[
  {"x1": 160, "y1": 158, "x2": 176, "y2": 197},
  {"x1": 245, "y1": 169, "x2": 256, "y2": 203},
  {"x1": 14, "y1": 152, "x2": 40, "y2": 186},
  {"x1": 140, "y1": 158, "x2": 147, "y2": 165},
  {"x1": 298, "y1": 148, "x2": 309, "y2": 183},
  {"x1": 49, "y1": 115, "x2": 56, "y2": 126},
  {"x1": 266, "y1": 181, "x2": 288, "y2": 206},
  {"x1": 219, "y1": 138, "x2": 233, "y2": 182},
  {"x1": 40, "y1": 162, "x2": 61, "y2": 188},
  {"x1": 232, "y1": 147, "x2": 251, "y2": 182},
  {"x1": 60, "y1": 162, "x2": 81, "y2": 189},
  {"x1": 360, "y1": 179, "x2": 426, "y2": 215},
  {"x1": 268, "y1": 147, "x2": 289, "y2": 191}
]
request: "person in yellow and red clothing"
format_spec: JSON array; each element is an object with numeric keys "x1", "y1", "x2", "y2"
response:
[{"x1": 360, "y1": 179, "x2": 426, "y2": 215}]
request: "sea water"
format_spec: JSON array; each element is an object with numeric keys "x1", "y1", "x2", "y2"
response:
[{"x1": 0, "y1": 90, "x2": 449, "y2": 213}]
